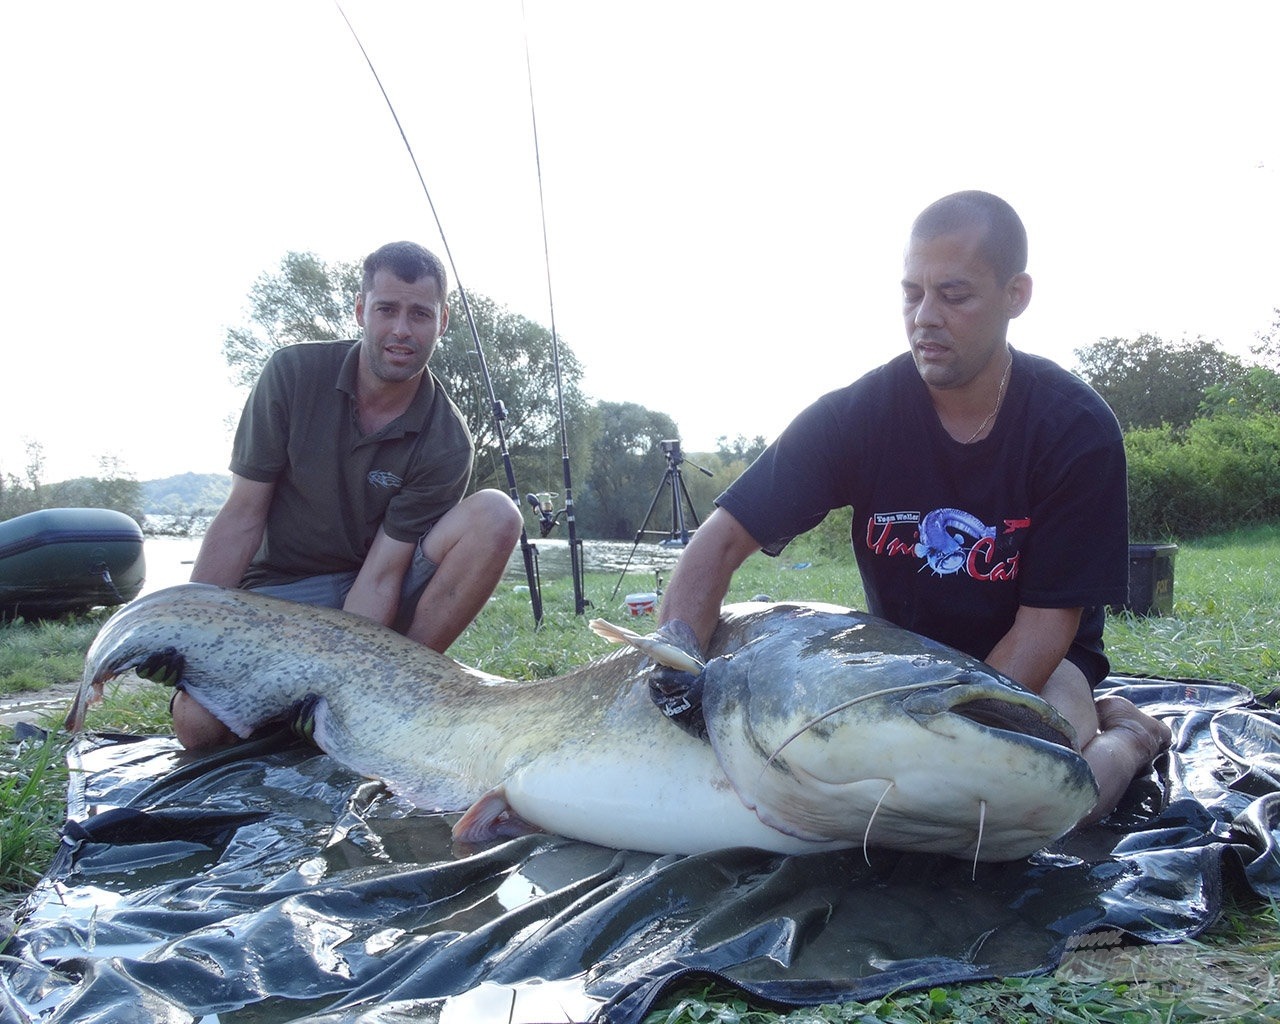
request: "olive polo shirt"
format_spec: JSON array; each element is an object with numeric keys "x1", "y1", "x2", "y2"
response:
[{"x1": 231, "y1": 341, "x2": 474, "y2": 588}]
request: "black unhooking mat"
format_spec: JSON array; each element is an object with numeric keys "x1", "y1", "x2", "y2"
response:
[{"x1": 2, "y1": 678, "x2": 1279, "y2": 1024}]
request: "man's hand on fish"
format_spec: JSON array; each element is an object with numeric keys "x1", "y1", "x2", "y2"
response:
[
  {"x1": 133, "y1": 646, "x2": 186, "y2": 688},
  {"x1": 646, "y1": 619, "x2": 708, "y2": 739}
]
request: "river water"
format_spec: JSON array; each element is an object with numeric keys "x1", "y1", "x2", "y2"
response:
[{"x1": 138, "y1": 535, "x2": 684, "y2": 602}]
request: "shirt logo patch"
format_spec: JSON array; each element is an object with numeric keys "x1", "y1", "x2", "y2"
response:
[
  {"x1": 865, "y1": 507, "x2": 1028, "y2": 582},
  {"x1": 367, "y1": 470, "x2": 404, "y2": 489}
]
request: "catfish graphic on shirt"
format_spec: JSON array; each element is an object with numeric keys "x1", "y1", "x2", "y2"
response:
[{"x1": 865, "y1": 508, "x2": 1030, "y2": 580}]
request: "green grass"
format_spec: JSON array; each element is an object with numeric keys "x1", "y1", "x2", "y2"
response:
[
  {"x1": 3, "y1": 525, "x2": 1279, "y2": 1019},
  {"x1": 0, "y1": 731, "x2": 66, "y2": 903},
  {"x1": 1104, "y1": 523, "x2": 1280, "y2": 686},
  {"x1": 0, "y1": 610, "x2": 110, "y2": 694}
]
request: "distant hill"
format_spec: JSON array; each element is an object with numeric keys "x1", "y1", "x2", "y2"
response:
[{"x1": 142, "y1": 473, "x2": 230, "y2": 515}]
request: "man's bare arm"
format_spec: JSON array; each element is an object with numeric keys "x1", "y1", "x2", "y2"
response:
[
  {"x1": 343, "y1": 527, "x2": 415, "y2": 627},
  {"x1": 658, "y1": 508, "x2": 762, "y2": 650},
  {"x1": 190, "y1": 474, "x2": 275, "y2": 588},
  {"x1": 983, "y1": 604, "x2": 1083, "y2": 694}
]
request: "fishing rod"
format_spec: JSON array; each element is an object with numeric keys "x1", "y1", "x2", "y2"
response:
[
  {"x1": 335, "y1": 2, "x2": 544, "y2": 626},
  {"x1": 520, "y1": 1, "x2": 587, "y2": 615}
]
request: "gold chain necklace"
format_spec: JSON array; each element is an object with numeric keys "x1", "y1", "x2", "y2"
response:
[{"x1": 964, "y1": 353, "x2": 1012, "y2": 444}]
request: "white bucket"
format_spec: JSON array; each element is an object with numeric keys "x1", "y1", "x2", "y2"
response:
[{"x1": 624, "y1": 592, "x2": 658, "y2": 617}]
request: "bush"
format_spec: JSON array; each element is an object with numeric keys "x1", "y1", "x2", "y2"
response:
[{"x1": 1126, "y1": 412, "x2": 1280, "y2": 539}]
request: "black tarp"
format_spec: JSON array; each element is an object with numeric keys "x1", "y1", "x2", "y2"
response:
[{"x1": 2, "y1": 678, "x2": 1278, "y2": 1024}]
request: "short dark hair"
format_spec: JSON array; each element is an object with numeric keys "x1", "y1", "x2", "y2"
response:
[
  {"x1": 361, "y1": 241, "x2": 448, "y2": 296},
  {"x1": 911, "y1": 191, "x2": 1028, "y2": 284}
]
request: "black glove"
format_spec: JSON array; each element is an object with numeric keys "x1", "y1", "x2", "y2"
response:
[
  {"x1": 646, "y1": 619, "x2": 708, "y2": 740},
  {"x1": 134, "y1": 647, "x2": 186, "y2": 688}
]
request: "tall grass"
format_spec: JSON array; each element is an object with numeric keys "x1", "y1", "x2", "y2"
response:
[{"x1": 0, "y1": 731, "x2": 65, "y2": 905}]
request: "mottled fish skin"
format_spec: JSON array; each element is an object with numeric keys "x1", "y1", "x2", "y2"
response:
[
  {"x1": 69, "y1": 585, "x2": 1098, "y2": 861},
  {"x1": 70, "y1": 585, "x2": 804, "y2": 853}
]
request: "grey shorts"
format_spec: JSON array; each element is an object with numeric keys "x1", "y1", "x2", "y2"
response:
[{"x1": 247, "y1": 538, "x2": 440, "y2": 635}]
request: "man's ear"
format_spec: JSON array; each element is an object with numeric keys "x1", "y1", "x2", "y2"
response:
[
  {"x1": 1006, "y1": 272, "x2": 1033, "y2": 319},
  {"x1": 354, "y1": 290, "x2": 366, "y2": 328}
]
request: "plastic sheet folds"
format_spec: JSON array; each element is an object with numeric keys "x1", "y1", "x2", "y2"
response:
[{"x1": 2, "y1": 679, "x2": 1278, "y2": 1023}]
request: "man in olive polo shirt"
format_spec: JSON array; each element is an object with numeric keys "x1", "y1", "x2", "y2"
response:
[{"x1": 175, "y1": 241, "x2": 523, "y2": 748}]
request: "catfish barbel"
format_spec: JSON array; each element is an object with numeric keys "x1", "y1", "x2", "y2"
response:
[{"x1": 66, "y1": 584, "x2": 1098, "y2": 862}]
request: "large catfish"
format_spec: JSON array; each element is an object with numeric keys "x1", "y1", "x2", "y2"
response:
[{"x1": 67, "y1": 584, "x2": 1098, "y2": 862}]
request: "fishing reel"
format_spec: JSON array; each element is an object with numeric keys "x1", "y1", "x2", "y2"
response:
[{"x1": 526, "y1": 493, "x2": 565, "y2": 538}]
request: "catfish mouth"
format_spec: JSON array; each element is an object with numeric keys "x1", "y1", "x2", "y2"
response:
[{"x1": 905, "y1": 684, "x2": 1079, "y2": 751}]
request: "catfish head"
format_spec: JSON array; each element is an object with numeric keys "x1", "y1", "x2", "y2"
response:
[{"x1": 700, "y1": 603, "x2": 1099, "y2": 862}]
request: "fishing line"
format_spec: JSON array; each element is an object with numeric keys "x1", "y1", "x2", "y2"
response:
[
  {"x1": 335, "y1": 1, "x2": 544, "y2": 625},
  {"x1": 520, "y1": 0, "x2": 587, "y2": 615}
]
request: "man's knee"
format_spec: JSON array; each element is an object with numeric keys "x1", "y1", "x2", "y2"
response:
[
  {"x1": 465, "y1": 488, "x2": 523, "y2": 548},
  {"x1": 172, "y1": 690, "x2": 236, "y2": 749},
  {"x1": 420, "y1": 489, "x2": 522, "y2": 569}
]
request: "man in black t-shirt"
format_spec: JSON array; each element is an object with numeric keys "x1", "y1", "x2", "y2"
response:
[
  {"x1": 653, "y1": 191, "x2": 1169, "y2": 826},
  {"x1": 174, "y1": 242, "x2": 522, "y2": 748}
]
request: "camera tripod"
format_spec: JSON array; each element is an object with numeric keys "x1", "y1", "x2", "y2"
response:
[{"x1": 611, "y1": 440, "x2": 713, "y2": 599}]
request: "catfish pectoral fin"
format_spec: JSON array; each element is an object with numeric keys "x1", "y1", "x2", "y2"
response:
[
  {"x1": 588, "y1": 617, "x2": 704, "y2": 673},
  {"x1": 452, "y1": 787, "x2": 544, "y2": 844}
]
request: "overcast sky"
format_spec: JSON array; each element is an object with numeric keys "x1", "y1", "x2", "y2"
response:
[{"x1": 3, "y1": 1, "x2": 1277, "y2": 486}]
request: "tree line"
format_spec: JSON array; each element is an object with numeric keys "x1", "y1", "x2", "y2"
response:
[
  {"x1": 0, "y1": 446, "x2": 146, "y2": 526},
  {"x1": 6, "y1": 248, "x2": 1276, "y2": 546}
]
